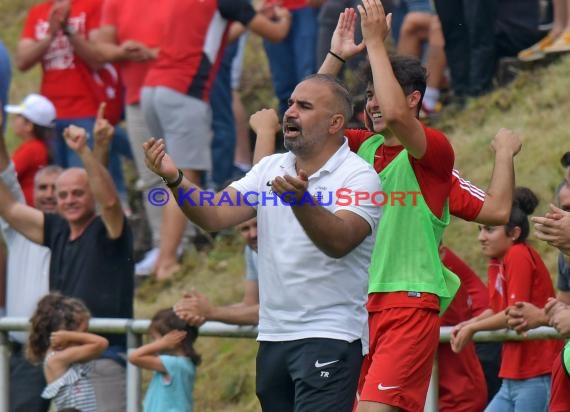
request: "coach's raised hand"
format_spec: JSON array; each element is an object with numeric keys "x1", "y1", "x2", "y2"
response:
[{"x1": 143, "y1": 137, "x2": 179, "y2": 183}]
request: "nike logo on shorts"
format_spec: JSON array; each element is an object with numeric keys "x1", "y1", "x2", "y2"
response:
[
  {"x1": 314, "y1": 360, "x2": 339, "y2": 368},
  {"x1": 377, "y1": 383, "x2": 400, "y2": 391}
]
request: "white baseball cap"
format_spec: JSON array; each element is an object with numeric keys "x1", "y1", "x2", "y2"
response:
[{"x1": 5, "y1": 94, "x2": 56, "y2": 127}]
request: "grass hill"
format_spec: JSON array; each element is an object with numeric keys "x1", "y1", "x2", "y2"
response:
[{"x1": 2, "y1": 2, "x2": 570, "y2": 410}]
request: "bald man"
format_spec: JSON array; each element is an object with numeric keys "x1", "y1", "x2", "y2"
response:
[{"x1": 0, "y1": 125, "x2": 133, "y2": 412}]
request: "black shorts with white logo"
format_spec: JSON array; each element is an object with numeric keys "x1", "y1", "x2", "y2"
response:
[{"x1": 256, "y1": 338, "x2": 363, "y2": 412}]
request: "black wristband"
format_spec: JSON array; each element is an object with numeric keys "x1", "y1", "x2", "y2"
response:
[
  {"x1": 162, "y1": 169, "x2": 184, "y2": 188},
  {"x1": 328, "y1": 50, "x2": 346, "y2": 64}
]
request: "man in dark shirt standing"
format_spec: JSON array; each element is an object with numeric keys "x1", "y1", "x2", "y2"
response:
[{"x1": 0, "y1": 124, "x2": 133, "y2": 412}]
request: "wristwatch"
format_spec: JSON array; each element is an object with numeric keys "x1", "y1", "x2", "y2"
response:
[
  {"x1": 62, "y1": 24, "x2": 77, "y2": 36},
  {"x1": 162, "y1": 169, "x2": 184, "y2": 188}
]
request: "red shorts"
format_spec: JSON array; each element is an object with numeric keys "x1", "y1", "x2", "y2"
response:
[{"x1": 357, "y1": 306, "x2": 440, "y2": 411}]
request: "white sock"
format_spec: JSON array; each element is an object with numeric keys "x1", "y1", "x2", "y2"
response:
[{"x1": 423, "y1": 87, "x2": 441, "y2": 111}]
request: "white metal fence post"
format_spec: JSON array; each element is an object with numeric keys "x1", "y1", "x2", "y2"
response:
[
  {"x1": 0, "y1": 331, "x2": 10, "y2": 412},
  {"x1": 126, "y1": 326, "x2": 142, "y2": 412}
]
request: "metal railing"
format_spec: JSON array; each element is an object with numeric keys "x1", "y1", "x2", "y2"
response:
[{"x1": 0, "y1": 317, "x2": 563, "y2": 412}]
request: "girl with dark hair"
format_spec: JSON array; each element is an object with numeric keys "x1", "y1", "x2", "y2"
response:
[
  {"x1": 128, "y1": 308, "x2": 200, "y2": 412},
  {"x1": 27, "y1": 292, "x2": 108, "y2": 412},
  {"x1": 450, "y1": 187, "x2": 562, "y2": 411}
]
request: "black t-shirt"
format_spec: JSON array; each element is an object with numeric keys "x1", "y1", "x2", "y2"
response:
[{"x1": 43, "y1": 214, "x2": 134, "y2": 348}]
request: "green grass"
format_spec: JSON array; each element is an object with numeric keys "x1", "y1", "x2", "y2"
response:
[{"x1": 3, "y1": 2, "x2": 570, "y2": 410}]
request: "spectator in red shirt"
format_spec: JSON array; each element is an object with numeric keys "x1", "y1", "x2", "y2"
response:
[
  {"x1": 5, "y1": 94, "x2": 55, "y2": 205},
  {"x1": 140, "y1": 0, "x2": 291, "y2": 279},
  {"x1": 16, "y1": 0, "x2": 131, "y2": 211},
  {"x1": 451, "y1": 187, "x2": 562, "y2": 412},
  {"x1": 439, "y1": 245, "x2": 488, "y2": 412}
]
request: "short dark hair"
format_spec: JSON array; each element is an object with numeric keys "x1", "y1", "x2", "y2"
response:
[
  {"x1": 561, "y1": 151, "x2": 570, "y2": 168},
  {"x1": 303, "y1": 73, "x2": 354, "y2": 125},
  {"x1": 364, "y1": 54, "x2": 427, "y2": 116}
]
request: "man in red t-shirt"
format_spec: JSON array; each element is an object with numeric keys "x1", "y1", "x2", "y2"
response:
[
  {"x1": 139, "y1": 0, "x2": 291, "y2": 279},
  {"x1": 95, "y1": 0, "x2": 168, "y2": 276},
  {"x1": 16, "y1": 0, "x2": 130, "y2": 208}
]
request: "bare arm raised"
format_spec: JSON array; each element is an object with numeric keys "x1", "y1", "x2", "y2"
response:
[
  {"x1": 64, "y1": 125, "x2": 124, "y2": 239},
  {"x1": 475, "y1": 128, "x2": 522, "y2": 225},
  {"x1": 318, "y1": 8, "x2": 365, "y2": 76},
  {"x1": 359, "y1": 0, "x2": 429, "y2": 159}
]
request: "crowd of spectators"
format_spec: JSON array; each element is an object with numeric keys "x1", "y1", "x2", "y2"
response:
[{"x1": 1, "y1": 0, "x2": 570, "y2": 411}]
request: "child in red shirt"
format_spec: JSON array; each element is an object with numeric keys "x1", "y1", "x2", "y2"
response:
[
  {"x1": 5, "y1": 94, "x2": 55, "y2": 205},
  {"x1": 451, "y1": 187, "x2": 562, "y2": 411}
]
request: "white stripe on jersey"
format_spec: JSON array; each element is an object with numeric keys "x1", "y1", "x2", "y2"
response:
[{"x1": 453, "y1": 169, "x2": 486, "y2": 201}]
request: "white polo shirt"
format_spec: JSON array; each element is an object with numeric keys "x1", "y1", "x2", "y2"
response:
[
  {"x1": 0, "y1": 163, "x2": 50, "y2": 343},
  {"x1": 231, "y1": 139, "x2": 381, "y2": 345}
]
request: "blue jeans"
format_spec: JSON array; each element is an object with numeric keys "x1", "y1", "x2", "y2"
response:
[
  {"x1": 54, "y1": 118, "x2": 132, "y2": 200},
  {"x1": 264, "y1": 7, "x2": 319, "y2": 116},
  {"x1": 485, "y1": 375, "x2": 551, "y2": 412},
  {"x1": 210, "y1": 40, "x2": 239, "y2": 189},
  {"x1": 0, "y1": 41, "x2": 11, "y2": 133}
]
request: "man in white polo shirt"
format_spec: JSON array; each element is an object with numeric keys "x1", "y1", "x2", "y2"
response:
[{"x1": 144, "y1": 73, "x2": 381, "y2": 412}]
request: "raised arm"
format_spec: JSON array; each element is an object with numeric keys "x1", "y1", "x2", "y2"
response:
[
  {"x1": 144, "y1": 138, "x2": 255, "y2": 231},
  {"x1": 92, "y1": 103, "x2": 114, "y2": 167},
  {"x1": 318, "y1": 8, "x2": 365, "y2": 76},
  {"x1": 128, "y1": 330, "x2": 186, "y2": 373},
  {"x1": 47, "y1": 330, "x2": 109, "y2": 371},
  {"x1": 0, "y1": 179, "x2": 45, "y2": 244},
  {"x1": 359, "y1": 0, "x2": 428, "y2": 159},
  {"x1": 63, "y1": 125, "x2": 124, "y2": 238},
  {"x1": 250, "y1": 109, "x2": 280, "y2": 165},
  {"x1": 475, "y1": 128, "x2": 522, "y2": 225}
]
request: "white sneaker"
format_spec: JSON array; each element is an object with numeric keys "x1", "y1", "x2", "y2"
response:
[{"x1": 135, "y1": 248, "x2": 159, "y2": 276}]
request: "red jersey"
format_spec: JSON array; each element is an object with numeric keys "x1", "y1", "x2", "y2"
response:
[
  {"x1": 21, "y1": 0, "x2": 102, "y2": 119},
  {"x1": 143, "y1": 0, "x2": 256, "y2": 102},
  {"x1": 12, "y1": 139, "x2": 49, "y2": 206},
  {"x1": 440, "y1": 247, "x2": 488, "y2": 323},
  {"x1": 101, "y1": 0, "x2": 167, "y2": 105},
  {"x1": 346, "y1": 128, "x2": 485, "y2": 220},
  {"x1": 267, "y1": 0, "x2": 310, "y2": 10},
  {"x1": 488, "y1": 243, "x2": 562, "y2": 379},
  {"x1": 550, "y1": 345, "x2": 570, "y2": 412},
  {"x1": 354, "y1": 124, "x2": 454, "y2": 310},
  {"x1": 438, "y1": 247, "x2": 487, "y2": 412}
]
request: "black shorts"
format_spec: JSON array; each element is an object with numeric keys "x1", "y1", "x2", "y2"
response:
[{"x1": 256, "y1": 338, "x2": 363, "y2": 412}]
